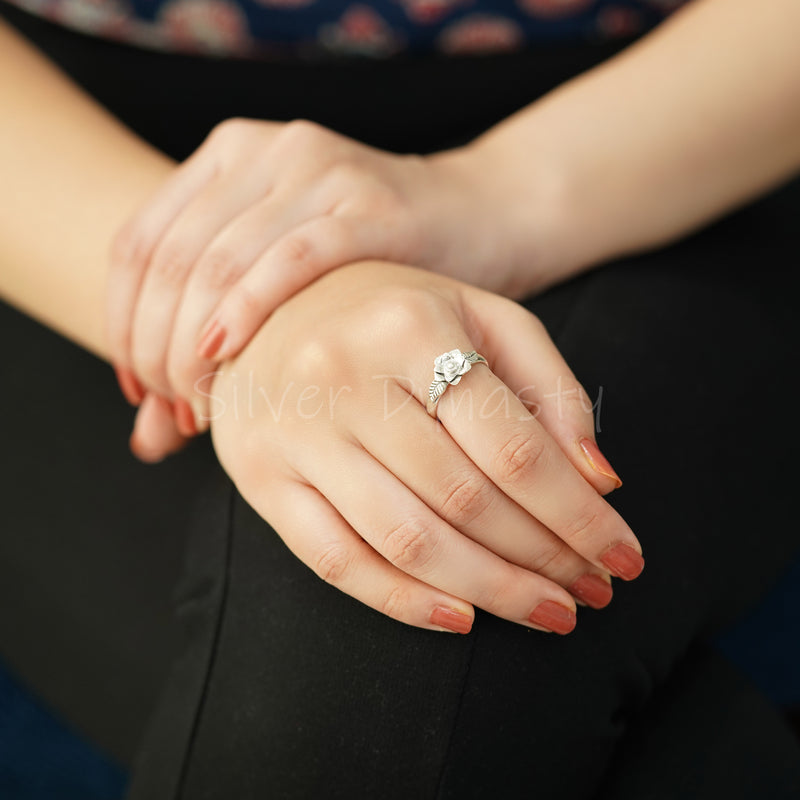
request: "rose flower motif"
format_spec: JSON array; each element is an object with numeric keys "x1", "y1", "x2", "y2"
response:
[{"x1": 434, "y1": 349, "x2": 471, "y2": 385}]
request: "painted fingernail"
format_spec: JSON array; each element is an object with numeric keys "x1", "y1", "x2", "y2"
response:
[
  {"x1": 197, "y1": 318, "x2": 227, "y2": 361},
  {"x1": 579, "y1": 438, "x2": 622, "y2": 488},
  {"x1": 113, "y1": 364, "x2": 145, "y2": 406},
  {"x1": 600, "y1": 543, "x2": 645, "y2": 581},
  {"x1": 430, "y1": 606, "x2": 473, "y2": 634},
  {"x1": 129, "y1": 431, "x2": 164, "y2": 464},
  {"x1": 173, "y1": 397, "x2": 198, "y2": 437},
  {"x1": 529, "y1": 601, "x2": 576, "y2": 634},
  {"x1": 569, "y1": 574, "x2": 613, "y2": 610}
]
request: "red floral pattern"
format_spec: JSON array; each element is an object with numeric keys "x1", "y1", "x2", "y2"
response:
[{"x1": 2, "y1": 0, "x2": 690, "y2": 58}]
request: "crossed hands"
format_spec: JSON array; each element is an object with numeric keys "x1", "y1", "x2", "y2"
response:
[{"x1": 105, "y1": 119, "x2": 642, "y2": 634}]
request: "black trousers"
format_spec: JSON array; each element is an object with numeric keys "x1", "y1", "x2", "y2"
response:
[{"x1": 1, "y1": 3, "x2": 800, "y2": 798}]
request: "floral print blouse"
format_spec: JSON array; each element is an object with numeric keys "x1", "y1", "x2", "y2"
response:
[{"x1": 3, "y1": 0, "x2": 688, "y2": 59}]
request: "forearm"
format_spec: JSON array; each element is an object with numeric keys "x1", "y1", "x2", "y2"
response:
[
  {"x1": 471, "y1": 0, "x2": 800, "y2": 291},
  {"x1": 0, "y1": 19, "x2": 172, "y2": 359}
]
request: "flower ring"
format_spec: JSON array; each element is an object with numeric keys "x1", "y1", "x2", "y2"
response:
[{"x1": 426, "y1": 348, "x2": 489, "y2": 418}]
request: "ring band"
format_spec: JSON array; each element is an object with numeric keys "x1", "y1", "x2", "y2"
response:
[{"x1": 426, "y1": 348, "x2": 489, "y2": 418}]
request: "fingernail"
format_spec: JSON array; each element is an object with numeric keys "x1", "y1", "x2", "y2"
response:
[
  {"x1": 529, "y1": 601, "x2": 576, "y2": 634},
  {"x1": 569, "y1": 574, "x2": 613, "y2": 610},
  {"x1": 113, "y1": 364, "x2": 145, "y2": 406},
  {"x1": 129, "y1": 431, "x2": 163, "y2": 464},
  {"x1": 579, "y1": 438, "x2": 622, "y2": 488},
  {"x1": 430, "y1": 606, "x2": 473, "y2": 634},
  {"x1": 197, "y1": 319, "x2": 227, "y2": 361},
  {"x1": 600, "y1": 543, "x2": 645, "y2": 581},
  {"x1": 174, "y1": 397, "x2": 198, "y2": 437}
]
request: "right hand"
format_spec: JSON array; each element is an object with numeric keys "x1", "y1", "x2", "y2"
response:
[{"x1": 208, "y1": 261, "x2": 641, "y2": 634}]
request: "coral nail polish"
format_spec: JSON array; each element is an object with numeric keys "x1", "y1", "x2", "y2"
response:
[
  {"x1": 569, "y1": 574, "x2": 613, "y2": 610},
  {"x1": 113, "y1": 364, "x2": 145, "y2": 406},
  {"x1": 197, "y1": 319, "x2": 227, "y2": 360},
  {"x1": 579, "y1": 438, "x2": 622, "y2": 488},
  {"x1": 600, "y1": 543, "x2": 645, "y2": 581},
  {"x1": 529, "y1": 601, "x2": 577, "y2": 634},
  {"x1": 174, "y1": 397, "x2": 198, "y2": 437},
  {"x1": 430, "y1": 606, "x2": 473, "y2": 634}
]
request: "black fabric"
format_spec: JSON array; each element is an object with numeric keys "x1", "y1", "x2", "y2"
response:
[{"x1": 1, "y1": 2, "x2": 799, "y2": 798}]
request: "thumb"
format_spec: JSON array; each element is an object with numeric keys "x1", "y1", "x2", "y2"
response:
[{"x1": 129, "y1": 393, "x2": 188, "y2": 463}]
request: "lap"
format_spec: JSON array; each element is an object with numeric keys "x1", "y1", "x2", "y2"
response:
[
  {"x1": 1, "y1": 6, "x2": 799, "y2": 792},
  {"x1": 135, "y1": 179, "x2": 800, "y2": 798},
  {"x1": 2, "y1": 193, "x2": 798, "y2": 794}
]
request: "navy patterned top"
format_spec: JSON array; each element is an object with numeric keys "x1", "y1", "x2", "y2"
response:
[{"x1": 3, "y1": 0, "x2": 688, "y2": 59}]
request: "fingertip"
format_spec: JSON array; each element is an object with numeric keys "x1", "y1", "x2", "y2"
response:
[
  {"x1": 529, "y1": 600, "x2": 577, "y2": 635},
  {"x1": 128, "y1": 393, "x2": 187, "y2": 463},
  {"x1": 579, "y1": 438, "x2": 623, "y2": 491},
  {"x1": 569, "y1": 573, "x2": 614, "y2": 610},
  {"x1": 429, "y1": 605, "x2": 474, "y2": 634},
  {"x1": 600, "y1": 543, "x2": 645, "y2": 581}
]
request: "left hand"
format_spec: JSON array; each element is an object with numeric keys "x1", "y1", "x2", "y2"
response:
[{"x1": 105, "y1": 117, "x2": 549, "y2": 447}]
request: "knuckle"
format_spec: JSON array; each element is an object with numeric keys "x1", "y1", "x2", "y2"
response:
[
  {"x1": 279, "y1": 232, "x2": 316, "y2": 271},
  {"x1": 479, "y1": 566, "x2": 518, "y2": 611},
  {"x1": 197, "y1": 247, "x2": 243, "y2": 291},
  {"x1": 439, "y1": 471, "x2": 494, "y2": 528},
  {"x1": 380, "y1": 584, "x2": 410, "y2": 621},
  {"x1": 288, "y1": 332, "x2": 343, "y2": 386},
  {"x1": 110, "y1": 221, "x2": 147, "y2": 272},
  {"x1": 365, "y1": 288, "x2": 450, "y2": 342},
  {"x1": 494, "y1": 432, "x2": 547, "y2": 486},
  {"x1": 151, "y1": 243, "x2": 194, "y2": 288},
  {"x1": 313, "y1": 542, "x2": 353, "y2": 585},
  {"x1": 226, "y1": 284, "x2": 262, "y2": 323},
  {"x1": 325, "y1": 160, "x2": 366, "y2": 192},
  {"x1": 279, "y1": 118, "x2": 327, "y2": 151},
  {"x1": 560, "y1": 506, "x2": 603, "y2": 545},
  {"x1": 383, "y1": 517, "x2": 437, "y2": 574},
  {"x1": 208, "y1": 116, "x2": 250, "y2": 145},
  {"x1": 524, "y1": 539, "x2": 568, "y2": 575}
]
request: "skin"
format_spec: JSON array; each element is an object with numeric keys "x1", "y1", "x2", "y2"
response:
[
  {"x1": 101, "y1": 0, "x2": 800, "y2": 443},
  {"x1": 2, "y1": 0, "x2": 800, "y2": 627},
  {"x1": 0, "y1": 16, "x2": 623, "y2": 631},
  {"x1": 209, "y1": 260, "x2": 639, "y2": 631}
]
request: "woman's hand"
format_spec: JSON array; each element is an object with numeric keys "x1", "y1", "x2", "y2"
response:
[
  {"x1": 105, "y1": 117, "x2": 559, "y2": 439},
  {"x1": 208, "y1": 261, "x2": 639, "y2": 634}
]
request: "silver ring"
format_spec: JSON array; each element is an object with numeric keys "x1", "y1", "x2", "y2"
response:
[{"x1": 426, "y1": 348, "x2": 489, "y2": 418}]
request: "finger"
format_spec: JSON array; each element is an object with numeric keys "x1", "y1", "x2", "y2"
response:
[
  {"x1": 295, "y1": 440, "x2": 578, "y2": 634},
  {"x1": 350, "y1": 381, "x2": 613, "y2": 609},
  {"x1": 129, "y1": 164, "x2": 271, "y2": 394},
  {"x1": 167, "y1": 190, "x2": 335, "y2": 425},
  {"x1": 196, "y1": 214, "x2": 401, "y2": 363},
  {"x1": 252, "y1": 479, "x2": 476, "y2": 633},
  {"x1": 106, "y1": 151, "x2": 217, "y2": 371},
  {"x1": 476, "y1": 292, "x2": 623, "y2": 494},
  {"x1": 428, "y1": 356, "x2": 644, "y2": 582},
  {"x1": 128, "y1": 393, "x2": 187, "y2": 463}
]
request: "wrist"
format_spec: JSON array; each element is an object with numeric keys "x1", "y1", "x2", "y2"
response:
[{"x1": 427, "y1": 135, "x2": 581, "y2": 299}]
